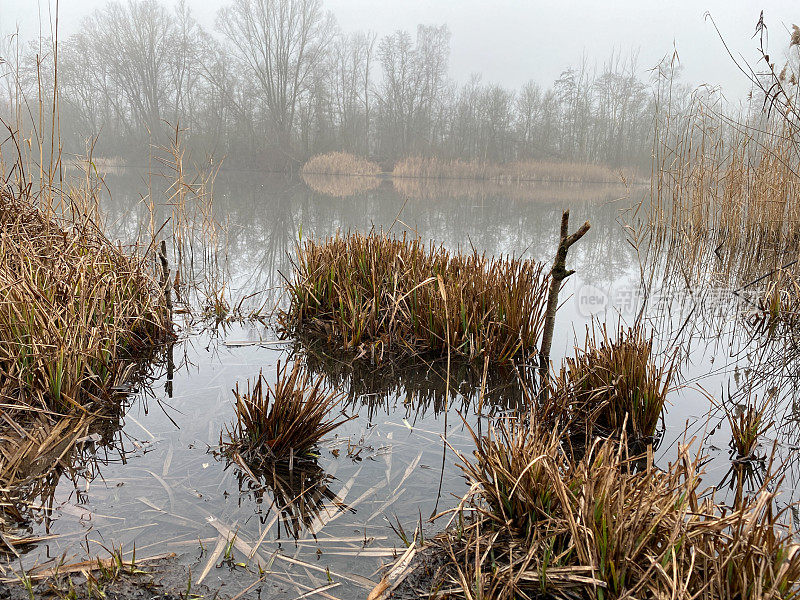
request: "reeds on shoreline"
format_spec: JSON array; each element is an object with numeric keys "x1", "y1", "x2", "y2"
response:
[
  {"x1": 278, "y1": 231, "x2": 551, "y2": 365},
  {"x1": 0, "y1": 190, "x2": 170, "y2": 415},
  {"x1": 301, "y1": 152, "x2": 381, "y2": 176},
  {"x1": 0, "y1": 179, "x2": 172, "y2": 523},
  {"x1": 647, "y1": 93, "x2": 800, "y2": 294},
  {"x1": 392, "y1": 156, "x2": 625, "y2": 184}
]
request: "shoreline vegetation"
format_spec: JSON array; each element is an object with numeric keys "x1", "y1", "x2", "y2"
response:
[
  {"x1": 384, "y1": 418, "x2": 800, "y2": 600},
  {"x1": 300, "y1": 151, "x2": 630, "y2": 187},
  {"x1": 301, "y1": 151, "x2": 382, "y2": 176},
  {"x1": 0, "y1": 150, "x2": 173, "y2": 550},
  {"x1": 392, "y1": 155, "x2": 628, "y2": 184}
]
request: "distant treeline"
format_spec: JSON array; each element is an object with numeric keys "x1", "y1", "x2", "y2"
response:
[{"x1": 0, "y1": 0, "x2": 691, "y2": 171}]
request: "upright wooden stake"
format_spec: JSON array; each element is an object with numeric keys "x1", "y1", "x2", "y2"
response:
[
  {"x1": 159, "y1": 239, "x2": 173, "y2": 319},
  {"x1": 539, "y1": 210, "x2": 590, "y2": 390}
]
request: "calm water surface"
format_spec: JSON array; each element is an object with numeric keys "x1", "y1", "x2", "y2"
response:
[{"x1": 10, "y1": 172, "x2": 800, "y2": 598}]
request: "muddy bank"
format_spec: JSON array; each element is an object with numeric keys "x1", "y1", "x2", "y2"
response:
[
  {"x1": 0, "y1": 558, "x2": 235, "y2": 600},
  {"x1": 384, "y1": 544, "x2": 449, "y2": 600}
]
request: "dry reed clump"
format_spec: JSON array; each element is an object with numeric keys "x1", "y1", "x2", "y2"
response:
[
  {"x1": 219, "y1": 361, "x2": 351, "y2": 468},
  {"x1": 392, "y1": 156, "x2": 624, "y2": 184},
  {"x1": 553, "y1": 324, "x2": 676, "y2": 441},
  {"x1": 301, "y1": 152, "x2": 381, "y2": 176},
  {"x1": 279, "y1": 231, "x2": 551, "y2": 365},
  {"x1": 302, "y1": 172, "x2": 381, "y2": 197},
  {"x1": 0, "y1": 190, "x2": 170, "y2": 416},
  {"x1": 424, "y1": 418, "x2": 800, "y2": 600}
]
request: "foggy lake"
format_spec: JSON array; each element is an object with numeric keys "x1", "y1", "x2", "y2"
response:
[{"x1": 4, "y1": 1, "x2": 800, "y2": 598}]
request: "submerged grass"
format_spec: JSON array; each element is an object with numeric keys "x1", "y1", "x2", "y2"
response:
[
  {"x1": 279, "y1": 231, "x2": 550, "y2": 365},
  {"x1": 229, "y1": 456, "x2": 342, "y2": 540}
]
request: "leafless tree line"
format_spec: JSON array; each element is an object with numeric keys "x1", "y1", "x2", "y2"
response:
[{"x1": 0, "y1": 0, "x2": 691, "y2": 171}]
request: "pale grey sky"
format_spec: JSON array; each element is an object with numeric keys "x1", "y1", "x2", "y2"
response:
[{"x1": 0, "y1": 0, "x2": 796, "y2": 99}]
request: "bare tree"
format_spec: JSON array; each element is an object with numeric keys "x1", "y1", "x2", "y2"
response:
[
  {"x1": 376, "y1": 24, "x2": 450, "y2": 157},
  {"x1": 217, "y1": 0, "x2": 335, "y2": 156}
]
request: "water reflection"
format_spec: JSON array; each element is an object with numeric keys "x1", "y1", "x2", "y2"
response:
[
  {"x1": 0, "y1": 345, "x2": 172, "y2": 557},
  {"x1": 301, "y1": 173, "x2": 382, "y2": 197},
  {"x1": 294, "y1": 336, "x2": 529, "y2": 421},
  {"x1": 218, "y1": 453, "x2": 347, "y2": 541},
  {"x1": 12, "y1": 169, "x2": 795, "y2": 598}
]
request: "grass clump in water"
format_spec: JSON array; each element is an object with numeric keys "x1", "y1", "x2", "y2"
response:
[
  {"x1": 220, "y1": 361, "x2": 351, "y2": 466},
  {"x1": 279, "y1": 231, "x2": 550, "y2": 365},
  {"x1": 553, "y1": 323, "x2": 675, "y2": 441},
  {"x1": 422, "y1": 418, "x2": 800, "y2": 600},
  {"x1": 0, "y1": 191, "x2": 171, "y2": 414},
  {"x1": 725, "y1": 393, "x2": 774, "y2": 461}
]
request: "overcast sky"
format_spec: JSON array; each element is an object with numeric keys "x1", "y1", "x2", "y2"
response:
[{"x1": 1, "y1": 0, "x2": 797, "y2": 99}]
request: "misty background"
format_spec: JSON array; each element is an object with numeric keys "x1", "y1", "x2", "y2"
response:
[{"x1": 0, "y1": 0, "x2": 797, "y2": 170}]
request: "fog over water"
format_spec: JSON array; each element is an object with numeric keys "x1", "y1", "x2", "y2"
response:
[{"x1": 3, "y1": 1, "x2": 800, "y2": 598}]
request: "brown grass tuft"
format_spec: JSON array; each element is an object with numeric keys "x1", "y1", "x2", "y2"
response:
[
  {"x1": 278, "y1": 231, "x2": 550, "y2": 365},
  {"x1": 725, "y1": 393, "x2": 775, "y2": 461},
  {"x1": 0, "y1": 192, "x2": 170, "y2": 415},
  {"x1": 553, "y1": 323, "x2": 676, "y2": 441},
  {"x1": 427, "y1": 417, "x2": 800, "y2": 599},
  {"x1": 220, "y1": 361, "x2": 351, "y2": 466},
  {"x1": 0, "y1": 184, "x2": 172, "y2": 528}
]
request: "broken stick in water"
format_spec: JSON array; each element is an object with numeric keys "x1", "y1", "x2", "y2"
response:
[{"x1": 539, "y1": 209, "x2": 591, "y2": 391}]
